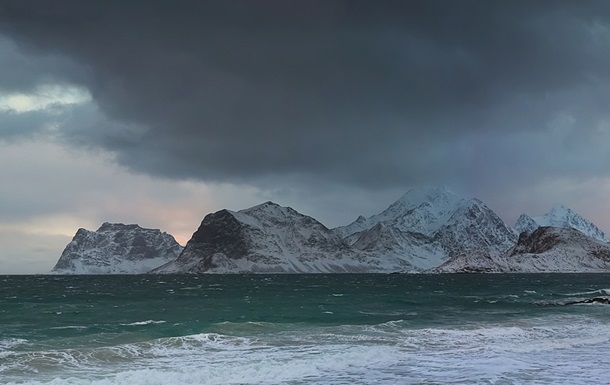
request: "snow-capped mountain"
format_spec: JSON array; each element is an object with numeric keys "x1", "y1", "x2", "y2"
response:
[
  {"x1": 436, "y1": 198, "x2": 518, "y2": 258},
  {"x1": 502, "y1": 226, "x2": 610, "y2": 272},
  {"x1": 335, "y1": 186, "x2": 467, "y2": 238},
  {"x1": 514, "y1": 214, "x2": 538, "y2": 235},
  {"x1": 154, "y1": 202, "x2": 410, "y2": 273},
  {"x1": 334, "y1": 187, "x2": 518, "y2": 270},
  {"x1": 51, "y1": 223, "x2": 183, "y2": 274},
  {"x1": 514, "y1": 205, "x2": 610, "y2": 243}
]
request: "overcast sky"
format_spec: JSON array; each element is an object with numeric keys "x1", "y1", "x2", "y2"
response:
[{"x1": 1, "y1": 1, "x2": 610, "y2": 273}]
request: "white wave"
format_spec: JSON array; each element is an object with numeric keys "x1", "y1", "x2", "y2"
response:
[
  {"x1": 569, "y1": 300, "x2": 610, "y2": 306},
  {"x1": 2, "y1": 343, "x2": 403, "y2": 385},
  {"x1": 4, "y1": 317, "x2": 610, "y2": 385},
  {"x1": 120, "y1": 320, "x2": 166, "y2": 326},
  {"x1": 0, "y1": 338, "x2": 28, "y2": 351},
  {"x1": 357, "y1": 310, "x2": 403, "y2": 316},
  {"x1": 179, "y1": 285, "x2": 202, "y2": 290},
  {"x1": 562, "y1": 288, "x2": 610, "y2": 296},
  {"x1": 0, "y1": 338, "x2": 29, "y2": 360}
]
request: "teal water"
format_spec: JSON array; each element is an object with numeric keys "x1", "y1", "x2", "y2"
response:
[{"x1": 1, "y1": 274, "x2": 610, "y2": 384}]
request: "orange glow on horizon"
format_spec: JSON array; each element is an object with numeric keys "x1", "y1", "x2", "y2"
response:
[{"x1": 173, "y1": 235, "x2": 189, "y2": 246}]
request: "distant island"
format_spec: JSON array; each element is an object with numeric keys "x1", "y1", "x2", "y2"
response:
[
  {"x1": 51, "y1": 187, "x2": 610, "y2": 274},
  {"x1": 51, "y1": 223, "x2": 182, "y2": 274}
]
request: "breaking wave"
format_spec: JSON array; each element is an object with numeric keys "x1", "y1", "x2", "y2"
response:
[
  {"x1": 120, "y1": 320, "x2": 167, "y2": 326},
  {"x1": 3, "y1": 316, "x2": 610, "y2": 385}
]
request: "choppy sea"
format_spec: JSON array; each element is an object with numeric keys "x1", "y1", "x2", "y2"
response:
[{"x1": 1, "y1": 274, "x2": 610, "y2": 385}]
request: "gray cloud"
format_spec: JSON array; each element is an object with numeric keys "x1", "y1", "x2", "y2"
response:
[
  {"x1": 0, "y1": 36, "x2": 88, "y2": 93},
  {"x1": 0, "y1": 108, "x2": 52, "y2": 140},
  {"x1": 1, "y1": 0, "x2": 610, "y2": 194}
]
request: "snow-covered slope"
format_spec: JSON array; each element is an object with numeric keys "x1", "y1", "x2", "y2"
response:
[
  {"x1": 334, "y1": 187, "x2": 518, "y2": 270},
  {"x1": 430, "y1": 199, "x2": 518, "y2": 270},
  {"x1": 335, "y1": 186, "x2": 467, "y2": 238},
  {"x1": 154, "y1": 202, "x2": 411, "y2": 273},
  {"x1": 513, "y1": 214, "x2": 538, "y2": 236},
  {"x1": 502, "y1": 227, "x2": 610, "y2": 272},
  {"x1": 514, "y1": 205, "x2": 610, "y2": 243},
  {"x1": 51, "y1": 223, "x2": 183, "y2": 274},
  {"x1": 431, "y1": 251, "x2": 505, "y2": 273},
  {"x1": 350, "y1": 222, "x2": 446, "y2": 270},
  {"x1": 435, "y1": 226, "x2": 610, "y2": 273}
]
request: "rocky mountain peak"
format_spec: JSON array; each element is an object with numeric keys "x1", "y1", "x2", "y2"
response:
[
  {"x1": 512, "y1": 226, "x2": 569, "y2": 255},
  {"x1": 503, "y1": 226, "x2": 610, "y2": 272},
  {"x1": 393, "y1": 186, "x2": 458, "y2": 207},
  {"x1": 514, "y1": 205, "x2": 609, "y2": 243},
  {"x1": 355, "y1": 215, "x2": 367, "y2": 223},
  {"x1": 332, "y1": 187, "x2": 517, "y2": 271},
  {"x1": 514, "y1": 213, "x2": 537, "y2": 235},
  {"x1": 97, "y1": 222, "x2": 143, "y2": 232},
  {"x1": 238, "y1": 201, "x2": 303, "y2": 222},
  {"x1": 383, "y1": 187, "x2": 462, "y2": 219},
  {"x1": 52, "y1": 223, "x2": 182, "y2": 274},
  {"x1": 366, "y1": 187, "x2": 472, "y2": 236},
  {"x1": 334, "y1": 186, "x2": 468, "y2": 239},
  {"x1": 154, "y1": 202, "x2": 388, "y2": 274},
  {"x1": 545, "y1": 205, "x2": 579, "y2": 226}
]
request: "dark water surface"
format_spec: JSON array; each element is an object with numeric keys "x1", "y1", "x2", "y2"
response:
[{"x1": 1, "y1": 274, "x2": 610, "y2": 384}]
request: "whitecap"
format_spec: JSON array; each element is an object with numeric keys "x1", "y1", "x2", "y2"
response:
[
  {"x1": 563, "y1": 288, "x2": 610, "y2": 297},
  {"x1": 120, "y1": 320, "x2": 166, "y2": 326},
  {"x1": 0, "y1": 338, "x2": 28, "y2": 351}
]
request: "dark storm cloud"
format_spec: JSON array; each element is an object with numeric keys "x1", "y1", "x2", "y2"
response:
[
  {"x1": 0, "y1": 36, "x2": 88, "y2": 93},
  {"x1": 1, "y1": 0, "x2": 610, "y2": 190}
]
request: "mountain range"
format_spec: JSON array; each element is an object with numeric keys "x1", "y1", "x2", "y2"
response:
[
  {"x1": 153, "y1": 201, "x2": 406, "y2": 273},
  {"x1": 51, "y1": 187, "x2": 610, "y2": 274}
]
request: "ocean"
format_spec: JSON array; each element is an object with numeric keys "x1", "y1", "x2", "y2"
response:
[{"x1": 1, "y1": 274, "x2": 610, "y2": 385}]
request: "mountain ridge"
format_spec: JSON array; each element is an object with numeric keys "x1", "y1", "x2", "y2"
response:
[
  {"x1": 333, "y1": 187, "x2": 518, "y2": 271},
  {"x1": 503, "y1": 226, "x2": 610, "y2": 272},
  {"x1": 51, "y1": 222, "x2": 183, "y2": 274},
  {"x1": 153, "y1": 201, "x2": 412, "y2": 274},
  {"x1": 514, "y1": 205, "x2": 610, "y2": 243}
]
